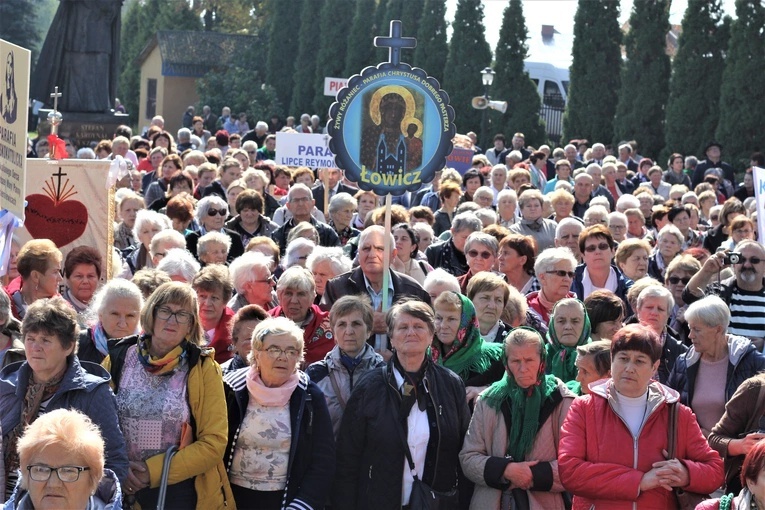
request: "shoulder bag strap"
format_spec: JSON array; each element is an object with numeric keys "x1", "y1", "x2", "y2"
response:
[
  {"x1": 328, "y1": 369, "x2": 348, "y2": 410},
  {"x1": 667, "y1": 402, "x2": 678, "y2": 459},
  {"x1": 383, "y1": 364, "x2": 418, "y2": 476}
]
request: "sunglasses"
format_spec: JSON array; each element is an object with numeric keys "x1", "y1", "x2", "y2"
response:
[
  {"x1": 584, "y1": 242, "x2": 611, "y2": 253},
  {"x1": 736, "y1": 256, "x2": 763, "y2": 265},
  {"x1": 668, "y1": 276, "x2": 691, "y2": 285},
  {"x1": 207, "y1": 208, "x2": 227, "y2": 216},
  {"x1": 467, "y1": 249, "x2": 493, "y2": 259},
  {"x1": 546, "y1": 270, "x2": 575, "y2": 278}
]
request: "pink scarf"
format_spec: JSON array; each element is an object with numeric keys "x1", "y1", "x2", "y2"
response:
[{"x1": 246, "y1": 366, "x2": 299, "y2": 407}]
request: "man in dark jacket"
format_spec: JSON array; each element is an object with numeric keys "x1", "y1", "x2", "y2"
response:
[
  {"x1": 322, "y1": 227, "x2": 431, "y2": 352},
  {"x1": 312, "y1": 167, "x2": 359, "y2": 216},
  {"x1": 271, "y1": 184, "x2": 340, "y2": 254},
  {"x1": 692, "y1": 141, "x2": 736, "y2": 190},
  {"x1": 425, "y1": 212, "x2": 482, "y2": 277}
]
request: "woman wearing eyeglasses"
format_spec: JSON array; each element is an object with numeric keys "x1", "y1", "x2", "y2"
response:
[
  {"x1": 526, "y1": 247, "x2": 578, "y2": 327},
  {"x1": 223, "y1": 316, "x2": 335, "y2": 510},
  {"x1": 185, "y1": 196, "x2": 244, "y2": 264},
  {"x1": 0, "y1": 297, "x2": 129, "y2": 501},
  {"x1": 571, "y1": 225, "x2": 634, "y2": 315},
  {"x1": 6, "y1": 409, "x2": 122, "y2": 510},
  {"x1": 103, "y1": 282, "x2": 233, "y2": 508},
  {"x1": 667, "y1": 296, "x2": 765, "y2": 437}
]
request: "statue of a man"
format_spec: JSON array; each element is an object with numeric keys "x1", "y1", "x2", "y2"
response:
[{"x1": 31, "y1": 0, "x2": 123, "y2": 113}]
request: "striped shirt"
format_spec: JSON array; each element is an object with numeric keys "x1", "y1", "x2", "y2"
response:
[{"x1": 728, "y1": 288, "x2": 765, "y2": 340}]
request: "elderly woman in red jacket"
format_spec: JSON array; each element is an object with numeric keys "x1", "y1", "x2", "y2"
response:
[
  {"x1": 558, "y1": 324, "x2": 723, "y2": 509},
  {"x1": 269, "y1": 266, "x2": 333, "y2": 366}
]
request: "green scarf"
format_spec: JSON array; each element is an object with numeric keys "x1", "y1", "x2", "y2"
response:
[
  {"x1": 482, "y1": 370, "x2": 559, "y2": 462},
  {"x1": 431, "y1": 293, "x2": 503, "y2": 380},
  {"x1": 545, "y1": 301, "x2": 591, "y2": 383},
  {"x1": 565, "y1": 379, "x2": 582, "y2": 396}
]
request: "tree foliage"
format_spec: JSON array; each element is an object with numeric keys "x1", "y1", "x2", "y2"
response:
[
  {"x1": 313, "y1": 0, "x2": 356, "y2": 117},
  {"x1": 715, "y1": 0, "x2": 765, "y2": 170},
  {"x1": 665, "y1": 0, "x2": 728, "y2": 159},
  {"x1": 491, "y1": 0, "x2": 546, "y2": 148},
  {"x1": 265, "y1": 0, "x2": 302, "y2": 112},
  {"x1": 563, "y1": 0, "x2": 622, "y2": 145},
  {"x1": 290, "y1": 0, "x2": 325, "y2": 116},
  {"x1": 413, "y1": 0, "x2": 448, "y2": 84},
  {"x1": 118, "y1": 0, "x2": 202, "y2": 123},
  {"x1": 0, "y1": 0, "x2": 41, "y2": 65},
  {"x1": 613, "y1": 0, "x2": 671, "y2": 159},
  {"x1": 197, "y1": 61, "x2": 281, "y2": 126},
  {"x1": 345, "y1": 0, "x2": 378, "y2": 76},
  {"x1": 442, "y1": 0, "x2": 492, "y2": 135},
  {"x1": 377, "y1": 0, "x2": 405, "y2": 61}
]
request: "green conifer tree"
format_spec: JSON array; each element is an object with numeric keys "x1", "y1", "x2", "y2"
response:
[
  {"x1": 562, "y1": 0, "x2": 622, "y2": 145},
  {"x1": 118, "y1": 0, "x2": 201, "y2": 122},
  {"x1": 345, "y1": 0, "x2": 378, "y2": 76},
  {"x1": 290, "y1": 0, "x2": 325, "y2": 116},
  {"x1": 715, "y1": 0, "x2": 765, "y2": 170},
  {"x1": 413, "y1": 0, "x2": 448, "y2": 83},
  {"x1": 0, "y1": 0, "x2": 40, "y2": 62},
  {"x1": 664, "y1": 0, "x2": 728, "y2": 158},
  {"x1": 401, "y1": 0, "x2": 425, "y2": 42},
  {"x1": 442, "y1": 0, "x2": 492, "y2": 135},
  {"x1": 613, "y1": 0, "x2": 671, "y2": 159},
  {"x1": 313, "y1": 0, "x2": 355, "y2": 117},
  {"x1": 266, "y1": 0, "x2": 302, "y2": 112},
  {"x1": 491, "y1": 0, "x2": 546, "y2": 148},
  {"x1": 376, "y1": 0, "x2": 405, "y2": 61}
]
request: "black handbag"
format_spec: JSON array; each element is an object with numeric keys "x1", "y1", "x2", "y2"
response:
[{"x1": 383, "y1": 365, "x2": 459, "y2": 510}]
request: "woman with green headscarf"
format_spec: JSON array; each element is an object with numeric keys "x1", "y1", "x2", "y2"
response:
[
  {"x1": 432, "y1": 291, "x2": 505, "y2": 404},
  {"x1": 460, "y1": 327, "x2": 575, "y2": 509},
  {"x1": 546, "y1": 298, "x2": 591, "y2": 384}
]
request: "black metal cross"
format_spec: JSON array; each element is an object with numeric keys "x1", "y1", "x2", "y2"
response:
[
  {"x1": 374, "y1": 20, "x2": 416, "y2": 66},
  {"x1": 52, "y1": 167, "x2": 67, "y2": 201}
]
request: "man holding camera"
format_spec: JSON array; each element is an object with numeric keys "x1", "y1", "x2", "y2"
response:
[{"x1": 684, "y1": 240, "x2": 765, "y2": 350}]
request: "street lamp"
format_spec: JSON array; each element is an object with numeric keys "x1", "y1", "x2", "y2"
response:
[
  {"x1": 480, "y1": 67, "x2": 495, "y2": 151},
  {"x1": 481, "y1": 67, "x2": 495, "y2": 89}
]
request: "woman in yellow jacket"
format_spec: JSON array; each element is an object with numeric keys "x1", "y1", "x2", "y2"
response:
[{"x1": 102, "y1": 282, "x2": 234, "y2": 509}]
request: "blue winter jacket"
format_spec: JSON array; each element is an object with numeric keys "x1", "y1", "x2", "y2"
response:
[
  {"x1": 667, "y1": 334, "x2": 765, "y2": 406},
  {"x1": 0, "y1": 357, "x2": 129, "y2": 484}
]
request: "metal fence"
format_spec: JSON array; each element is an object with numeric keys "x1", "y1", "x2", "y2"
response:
[{"x1": 540, "y1": 93, "x2": 566, "y2": 144}]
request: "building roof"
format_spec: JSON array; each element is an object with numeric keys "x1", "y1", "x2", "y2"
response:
[{"x1": 136, "y1": 30, "x2": 259, "y2": 77}]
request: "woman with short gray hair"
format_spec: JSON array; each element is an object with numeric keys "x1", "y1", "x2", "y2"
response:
[
  {"x1": 186, "y1": 195, "x2": 244, "y2": 263},
  {"x1": 509, "y1": 189, "x2": 557, "y2": 251},
  {"x1": 156, "y1": 248, "x2": 201, "y2": 283},
  {"x1": 328, "y1": 192, "x2": 360, "y2": 246},
  {"x1": 120, "y1": 209, "x2": 170, "y2": 277},
  {"x1": 458, "y1": 231, "x2": 500, "y2": 293},
  {"x1": 647, "y1": 224, "x2": 684, "y2": 281},
  {"x1": 527, "y1": 247, "x2": 578, "y2": 325},
  {"x1": 197, "y1": 231, "x2": 232, "y2": 266},
  {"x1": 307, "y1": 246, "x2": 352, "y2": 304},
  {"x1": 635, "y1": 285, "x2": 686, "y2": 384},
  {"x1": 284, "y1": 238, "x2": 316, "y2": 270},
  {"x1": 271, "y1": 266, "x2": 333, "y2": 366},
  {"x1": 668, "y1": 295, "x2": 765, "y2": 436},
  {"x1": 78, "y1": 279, "x2": 144, "y2": 364}
]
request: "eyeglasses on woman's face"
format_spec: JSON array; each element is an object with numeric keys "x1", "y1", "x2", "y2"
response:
[
  {"x1": 261, "y1": 346, "x2": 301, "y2": 359},
  {"x1": 27, "y1": 465, "x2": 90, "y2": 483},
  {"x1": 156, "y1": 306, "x2": 193, "y2": 324}
]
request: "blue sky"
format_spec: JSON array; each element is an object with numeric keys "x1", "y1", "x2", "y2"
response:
[{"x1": 443, "y1": 0, "x2": 737, "y2": 66}]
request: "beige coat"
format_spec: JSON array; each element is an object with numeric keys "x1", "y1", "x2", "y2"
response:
[{"x1": 459, "y1": 384, "x2": 574, "y2": 510}]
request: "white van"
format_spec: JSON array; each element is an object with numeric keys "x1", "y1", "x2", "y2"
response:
[{"x1": 524, "y1": 62, "x2": 569, "y2": 141}]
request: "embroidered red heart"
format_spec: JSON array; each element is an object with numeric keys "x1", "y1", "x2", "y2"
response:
[{"x1": 25, "y1": 193, "x2": 88, "y2": 247}]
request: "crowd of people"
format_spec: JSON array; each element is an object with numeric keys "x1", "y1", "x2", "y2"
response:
[{"x1": 5, "y1": 113, "x2": 765, "y2": 510}]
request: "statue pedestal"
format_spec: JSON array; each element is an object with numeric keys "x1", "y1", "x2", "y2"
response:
[{"x1": 37, "y1": 110, "x2": 130, "y2": 149}]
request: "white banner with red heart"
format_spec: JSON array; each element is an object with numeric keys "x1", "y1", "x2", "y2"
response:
[{"x1": 18, "y1": 158, "x2": 116, "y2": 280}]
